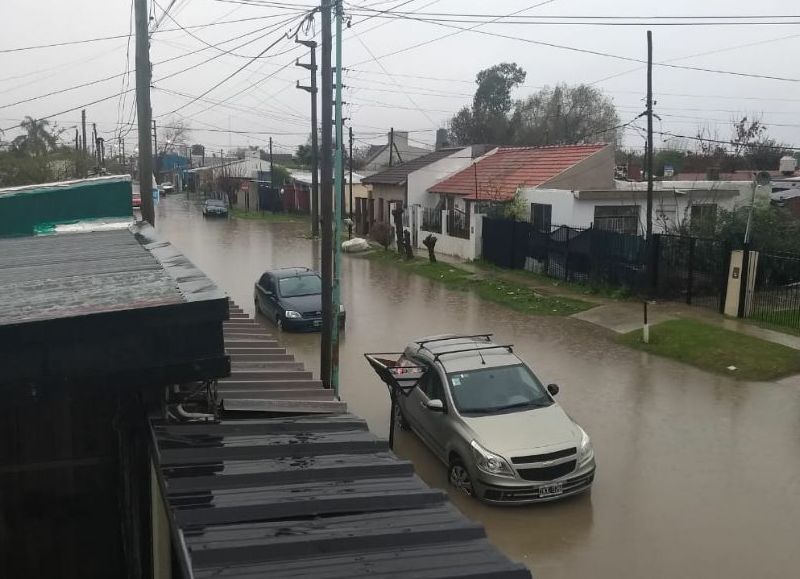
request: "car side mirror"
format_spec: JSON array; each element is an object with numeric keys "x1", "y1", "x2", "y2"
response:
[
  {"x1": 425, "y1": 399, "x2": 445, "y2": 412},
  {"x1": 547, "y1": 384, "x2": 560, "y2": 396}
]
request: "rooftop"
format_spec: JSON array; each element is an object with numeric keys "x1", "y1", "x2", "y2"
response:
[
  {"x1": 152, "y1": 414, "x2": 530, "y2": 578},
  {"x1": 0, "y1": 223, "x2": 229, "y2": 390},
  {"x1": 429, "y1": 144, "x2": 609, "y2": 200},
  {"x1": 361, "y1": 147, "x2": 467, "y2": 186}
]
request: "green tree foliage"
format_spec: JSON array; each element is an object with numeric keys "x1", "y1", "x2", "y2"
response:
[
  {"x1": 715, "y1": 205, "x2": 800, "y2": 254},
  {"x1": 0, "y1": 117, "x2": 72, "y2": 187},
  {"x1": 449, "y1": 62, "x2": 526, "y2": 145},
  {"x1": 503, "y1": 189, "x2": 528, "y2": 221},
  {"x1": 510, "y1": 84, "x2": 620, "y2": 146}
]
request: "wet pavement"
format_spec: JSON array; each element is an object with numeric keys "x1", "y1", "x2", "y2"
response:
[{"x1": 155, "y1": 194, "x2": 800, "y2": 579}]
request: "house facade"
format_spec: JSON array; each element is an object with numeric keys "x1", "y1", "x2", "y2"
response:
[
  {"x1": 360, "y1": 131, "x2": 432, "y2": 174},
  {"x1": 359, "y1": 146, "x2": 482, "y2": 236},
  {"x1": 422, "y1": 144, "x2": 615, "y2": 259}
]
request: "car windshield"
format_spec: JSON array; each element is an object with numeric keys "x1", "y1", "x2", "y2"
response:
[
  {"x1": 206, "y1": 199, "x2": 225, "y2": 207},
  {"x1": 447, "y1": 364, "x2": 552, "y2": 415},
  {"x1": 279, "y1": 274, "x2": 321, "y2": 297}
]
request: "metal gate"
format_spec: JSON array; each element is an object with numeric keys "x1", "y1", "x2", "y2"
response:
[{"x1": 748, "y1": 251, "x2": 800, "y2": 330}]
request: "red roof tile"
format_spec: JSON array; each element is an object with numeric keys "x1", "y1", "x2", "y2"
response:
[{"x1": 428, "y1": 144, "x2": 608, "y2": 200}]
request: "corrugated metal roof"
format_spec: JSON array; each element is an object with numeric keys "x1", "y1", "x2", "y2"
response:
[
  {"x1": 429, "y1": 144, "x2": 608, "y2": 200},
  {"x1": 361, "y1": 148, "x2": 467, "y2": 186},
  {"x1": 152, "y1": 414, "x2": 531, "y2": 578}
]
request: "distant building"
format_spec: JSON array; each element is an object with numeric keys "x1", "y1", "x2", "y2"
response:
[{"x1": 360, "y1": 130, "x2": 432, "y2": 174}]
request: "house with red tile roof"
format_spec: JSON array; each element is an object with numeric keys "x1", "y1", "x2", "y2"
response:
[{"x1": 428, "y1": 144, "x2": 614, "y2": 203}]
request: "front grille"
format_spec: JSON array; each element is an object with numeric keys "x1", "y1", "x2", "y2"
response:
[
  {"x1": 511, "y1": 447, "x2": 576, "y2": 464},
  {"x1": 483, "y1": 470, "x2": 594, "y2": 502},
  {"x1": 517, "y1": 460, "x2": 576, "y2": 481},
  {"x1": 302, "y1": 311, "x2": 322, "y2": 319}
]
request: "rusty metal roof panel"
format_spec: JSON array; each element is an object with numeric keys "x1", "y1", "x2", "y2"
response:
[{"x1": 152, "y1": 415, "x2": 531, "y2": 579}]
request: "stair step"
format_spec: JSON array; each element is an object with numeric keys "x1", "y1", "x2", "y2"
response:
[
  {"x1": 225, "y1": 347, "x2": 287, "y2": 355},
  {"x1": 224, "y1": 332, "x2": 275, "y2": 340},
  {"x1": 231, "y1": 361, "x2": 305, "y2": 371},
  {"x1": 228, "y1": 353, "x2": 294, "y2": 362},
  {"x1": 226, "y1": 370, "x2": 313, "y2": 380},
  {"x1": 220, "y1": 389, "x2": 335, "y2": 400},
  {"x1": 217, "y1": 380, "x2": 324, "y2": 390},
  {"x1": 222, "y1": 398, "x2": 347, "y2": 414},
  {"x1": 225, "y1": 339, "x2": 279, "y2": 348}
]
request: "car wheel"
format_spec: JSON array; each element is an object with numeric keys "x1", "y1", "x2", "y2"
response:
[
  {"x1": 448, "y1": 457, "x2": 473, "y2": 496},
  {"x1": 393, "y1": 402, "x2": 410, "y2": 431}
]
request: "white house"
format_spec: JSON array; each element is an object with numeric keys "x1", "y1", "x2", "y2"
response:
[{"x1": 523, "y1": 179, "x2": 771, "y2": 234}]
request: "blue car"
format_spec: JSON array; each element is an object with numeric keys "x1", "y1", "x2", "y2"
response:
[{"x1": 254, "y1": 267, "x2": 345, "y2": 332}]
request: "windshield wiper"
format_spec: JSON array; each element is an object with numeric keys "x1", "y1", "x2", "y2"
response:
[{"x1": 494, "y1": 400, "x2": 550, "y2": 412}]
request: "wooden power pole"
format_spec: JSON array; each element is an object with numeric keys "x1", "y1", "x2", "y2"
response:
[
  {"x1": 646, "y1": 30, "x2": 655, "y2": 292},
  {"x1": 135, "y1": 0, "x2": 155, "y2": 225}
]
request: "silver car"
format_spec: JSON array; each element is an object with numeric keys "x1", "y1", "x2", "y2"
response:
[{"x1": 396, "y1": 334, "x2": 595, "y2": 504}]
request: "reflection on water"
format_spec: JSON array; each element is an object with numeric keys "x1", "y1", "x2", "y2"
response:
[{"x1": 156, "y1": 194, "x2": 800, "y2": 579}]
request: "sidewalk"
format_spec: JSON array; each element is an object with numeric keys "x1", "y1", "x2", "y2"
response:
[{"x1": 435, "y1": 254, "x2": 800, "y2": 352}]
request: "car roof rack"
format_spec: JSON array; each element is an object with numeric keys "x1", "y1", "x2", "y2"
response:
[
  {"x1": 432, "y1": 344, "x2": 514, "y2": 362},
  {"x1": 414, "y1": 334, "x2": 493, "y2": 348}
]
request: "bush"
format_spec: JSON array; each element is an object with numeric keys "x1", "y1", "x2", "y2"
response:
[{"x1": 370, "y1": 221, "x2": 392, "y2": 250}]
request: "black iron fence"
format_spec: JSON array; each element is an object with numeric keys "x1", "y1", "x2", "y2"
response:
[
  {"x1": 482, "y1": 217, "x2": 729, "y2": 311},
  {"x1": 421, "y1": 207, "x2": 442, "y2": 233},
  {"x1": 749, "y1": 251, "x2": 800, "y2": 330},
  {"x1": 446, "y1": 208, "x2": 470, "y2": 239}
]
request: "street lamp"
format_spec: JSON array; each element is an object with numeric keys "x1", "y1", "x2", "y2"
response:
[{"x1": 744, "y1": 171, "x2": 771, "y2": 245}]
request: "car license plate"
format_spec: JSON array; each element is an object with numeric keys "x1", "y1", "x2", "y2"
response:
[{"x1": 538, "y1": 482, "x2": 563, "y2": 498}]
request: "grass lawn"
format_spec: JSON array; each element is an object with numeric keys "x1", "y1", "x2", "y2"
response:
[
  {"x1": 618, "y1": 318, "x2": 800, "y2": 381},
  {"x1": 749, "y1": 310, "x2": 800, "y2": 337},
  {"x1": 229, "y1": 208, "x2": 307, "y2": 223},
  {"x1": 365, "y1": 250, "x2": 593, "y2": 316},
  {"x1": 474, "y1": 260, "x2": 633, "y2": 300}
]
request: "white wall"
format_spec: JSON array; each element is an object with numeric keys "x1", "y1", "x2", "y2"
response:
[
  {"x1": 523, "y1": 182, "x2": 765, "y2": 234},
  {"x1": 413, "y1": 205, "x2": 483, "y2": 261},
  {"x1": 407, "y1": 148, "x2": 475, "y2": 208}
]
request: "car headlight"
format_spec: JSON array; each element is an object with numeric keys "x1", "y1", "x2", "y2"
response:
[
  {"x1": 470, "y1": 440, "x2": 515, "y2": 478},
  {"x1": 284, "y1": 310, "x2": 302, "y2": 319},
  {"x1": 339, "y1": 304, "x2": 345, "y2": 313},
  {"x1": 578, "y1": 427, "x2": 594, "y2": 464}
]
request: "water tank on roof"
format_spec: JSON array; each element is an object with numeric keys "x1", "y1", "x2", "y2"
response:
[{"x1": 779, "y1": 155, "x2": 797, "y2": 175}]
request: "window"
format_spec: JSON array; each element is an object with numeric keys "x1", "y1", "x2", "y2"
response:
[
  {"x1": 278, "y1": 274, "x2": 322, "y2": 297},
  {"x1": 531, "y1": 203, "x2": 552, "y2": 231},
  {"x1": 690, "y1": 203, "x2": 717, "y2": 231},
  {"x1": 447, "y1": 364, "x2": 552, "y2": 415},
  {"x1": 594, "y1": 205, "x2": 640, "y2": 235},
  {"x1": 420, "y1": 368, "x2": 445, "y2": 402}
]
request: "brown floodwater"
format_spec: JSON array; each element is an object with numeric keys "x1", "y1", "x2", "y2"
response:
[{"x1": 155, "y1": 194, "x2": 800, "y2": 578}]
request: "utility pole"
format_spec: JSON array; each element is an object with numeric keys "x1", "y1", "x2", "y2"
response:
[
  {"x1": 135, "y1": 0, "x2": 155, "y2": 225},
  {"x1": 92, "y1": 123, "x2": 98, "y2": 165},
  {"x1": 389, "y1": 127, "x2": 394, "y2": 167},
  {"x1": 269, "y1": 137, "x2": 274, "y2": 184},
  {"x1": 319, "y1": 0, "x2": 334, "y2": 389},
  {"x1": 296, "y1": 39, "x2": 319, "y2": 237},
  {"x1": 348, "y1": 125, "x2": 353, "y2": 239},
  {"x1": 332, "y1": 0, "x2": 344, "y2": 394},
  {"x1": 646, "y1": 30, "x2": 654, "y2": 240},
  {"x1": 81, "y1": 109, "x2": 87, "y2": 178}
]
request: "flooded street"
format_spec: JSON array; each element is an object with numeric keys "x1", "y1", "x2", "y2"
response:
[{"x1": 155, "y1": 195, "x2": 800, "y2": 578}]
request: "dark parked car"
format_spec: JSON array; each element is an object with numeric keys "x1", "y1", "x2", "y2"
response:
[
  {"x1": 202, "y1": 198, "x2": 228, "y2": 217},
  {"x1": 254, "y1": 267, "x2": 345, "y2": 331}
]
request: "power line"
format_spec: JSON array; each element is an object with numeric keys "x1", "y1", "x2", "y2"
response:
[{"x1": 348, "y1": 7, "x2": 800, "y2": 82}]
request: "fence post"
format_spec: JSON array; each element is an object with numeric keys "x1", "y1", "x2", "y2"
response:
[
  {"x1": 510, "y1": 219, "x2": 517, "y2": 269},
  {"x1": 564, "y1": 229, "x2": 571, "y2": 281},
  {"x1": 719, "y1": 242, "x2": 732, "y2": 314},
  {"x1": 686, "y1": 237, "x2": 696, "y2": 305},
  {"x1": 649, "y1": 234, "x2": 660, "y2": 297},
  {"x1": 737, "y1": 243, "x2": 751, "y2": 318}
]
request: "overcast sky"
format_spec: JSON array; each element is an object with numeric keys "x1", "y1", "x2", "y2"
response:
[{"x1": 1, "y1": 0, "x2": 798, "y2": 157}]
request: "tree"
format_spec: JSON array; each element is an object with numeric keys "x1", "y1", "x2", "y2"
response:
[
  {"x1": 510, "y1": 84, "x2": 620, "y2": 146},
  {"x1": 10, "y1": 117, "x2": 60, "y2": 157},
  {"x1": 448, "y1": 62, "x2": 526, "y2": 145}
]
